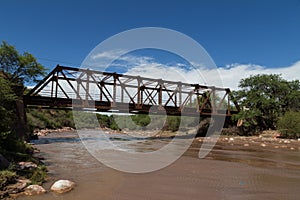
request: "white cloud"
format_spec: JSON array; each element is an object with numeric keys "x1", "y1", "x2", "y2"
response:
[
  {"x1": 90, "y1": 49, "x2": 127, "y2": 60},
  {"x1": 86, "y1": 49, "x2": 155, "y2": 70},
  {"x1": 125, "y1": 64, "x2": 208, "y2": 85},
  {"x1": 217, "y1": 61, "x2": 300, "y2": 90},
  {"x1": 86, "y1": 49, "x2": 300, "y2": 91},
  {"x1": 125, "y1": 61, "x2": 300, "y2": 91}
]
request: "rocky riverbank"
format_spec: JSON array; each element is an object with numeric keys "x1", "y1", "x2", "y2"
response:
[
  {"x1": 0, "y1": 130, "x2": 76, "y2": 200},
  {"x1": 34, "y1": 127, "x2": 75, "y2": 137},
  {"x1": 0, "y1": 159, "x2": 47, "y2": 200},
  {"x1": 203, "y1": 133, "x2": 300, "y2": 151}
]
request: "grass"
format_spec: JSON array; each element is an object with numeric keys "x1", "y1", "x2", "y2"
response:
[
  {"x1": 16, "y1": 165, "x2": 48, "y2": 185},
  {"x1": 0, "y1": 170, "x2": 17, "y2": 189},
  {"x1": 0, "y1": 136, "x2": 48, "y2": 189}
]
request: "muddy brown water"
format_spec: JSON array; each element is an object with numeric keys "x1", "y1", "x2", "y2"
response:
[{"x1": 19, "y1": 131, "x2": 300, "y2": 200}]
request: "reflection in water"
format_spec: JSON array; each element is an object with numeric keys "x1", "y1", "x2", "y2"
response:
[{"x1": 19, "y1": 131, "x2": 300, "y2": 200}]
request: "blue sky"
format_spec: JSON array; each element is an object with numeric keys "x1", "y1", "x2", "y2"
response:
[{"x1": 1, "y1": 0, "x2": 300, "y2": 89}]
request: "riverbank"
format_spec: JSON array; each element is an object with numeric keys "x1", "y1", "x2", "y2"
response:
[
  {"x1": 33, "y1": 127, "x2": 75, "y2": 137},
  {"x1": 0, "y1": 126, "x2": 79, "y2": 199},
  {"x1": 17, "y1": 129, "x2": 300, "y2": 200},
  {"x1": 0, "y1": 142, "x2": 47, "y2": 200}
]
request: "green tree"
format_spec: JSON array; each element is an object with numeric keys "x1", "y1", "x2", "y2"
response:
[
  {"x1": 0, "y1": 42, "x2": 48, "y2": 189},
  {"x1": 0, "y1": 77, "x2": 16, "y2": 146},
  {"x1": 233, "y1": 74, "x2": 300, "y2": 134},
  {"x1": 0, "y1": 41, "x2": 46, "y2": 85},
  {"x1": 284, "y1": 80, "x2": 300, "y2": 111},
  {"x1": 0, "y1": 41, "x2": 46, "y2": 138}
]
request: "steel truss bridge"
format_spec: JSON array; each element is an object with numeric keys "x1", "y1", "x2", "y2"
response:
[{"x1": 24, "y1": 65, "x2": 240, "y2": 117}]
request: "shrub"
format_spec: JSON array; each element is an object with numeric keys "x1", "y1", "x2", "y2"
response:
[
  {"x1": 27, "y1": 109, "x2": 75, "y2": 130},
  {"x1": 277, "y1": 111, "x2": 300, "y2": 139},
  {"x1": 0, "y1": 170, "x2": 17, "y2": 189},
  {"x1": 26, "y1": 165, "x2": 47, "y2": 185}
]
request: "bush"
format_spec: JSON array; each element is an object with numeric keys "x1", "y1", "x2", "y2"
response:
[
  {"x1": 0, "y1": 138, "x2": 36, "y2": 163},
  {"x1": 131, "y1": 114, "x2": 151, "y2": 127},
  {"x1": 0, "y1": 170, "x2": 17, "y2": 189},
  {"x1": 277, "y1": 111, "x2": 300, "y2": 139},
  {"x1": 27, "y1": 109, "x2": 75, "y2": 130},
  {"x1": 22, "y1": 165, "x2": 47, "y2": 185}
]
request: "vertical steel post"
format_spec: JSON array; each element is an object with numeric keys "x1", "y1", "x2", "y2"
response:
[
  {"x1": 137, "y1": 77, "x2": 141, "y2": 107},
  {"x1": 189, "y1": 92, "x2": 192, "y2": 107},
  {"x1": 100, "y1": 85, "x2": 103, "y2": 101},
  {"x1": 212, "y1": 87, "x2": 216, "y2": 114},
  {"x1": 76, "y1": 80, "x2": 80, "y2": 99},
  {"x1": 113, "y1": 74, "x2": 116, "y2": 107},
  {"x1": 158, "y1": 81, "x2": 162, "y2": 107},
  {"x1": 121, "y1": 86, "x2": 124, "y2": 103},
  {"x1": 178, "y1": 82, "x2": 182, "y2": 107},
  {"x1": 85, "y1": 71, "x2": 90, "y2": 107},
  {"x1": 55, "y1": 71, "x2": 59, "y2": 98},
  {"x1": 51, "y1": 74, "x2": 54, "y2": 98}
]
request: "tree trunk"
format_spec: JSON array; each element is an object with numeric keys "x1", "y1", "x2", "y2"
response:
[
  {"x1": 15, "y1": 99, "x2": 27, "y2": 139},
  {"x1": 13, "y1": 85, "x2": 28, "y2": 140}
]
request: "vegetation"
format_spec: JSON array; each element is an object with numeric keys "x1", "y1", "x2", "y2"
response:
[
  {"x1": 26, "y1": 109, "x2": 200, "y2": 134},
  {"x1": 0, "y1": 76, "x2": 16, "y2": 150},
  {"x1": 27, "y1": 109, "x2": 75, "y2": 131},
  {"x1": 16, "y1": 164, "x2": 47, "y2": 185},
  {"x1": 277, "y1": 111, "x2": 300, "y2": 138},
  {"x1": 0, "y1": 41, "x2": 46, "y2": 85},
  {"x1": 0, "y1": 170, "x2": 17, "y2": 189},
  {"x1": 0, "y1": 41, "x2": 47, "y2": 193},
  {"x1": 233, "y1": 74, "x2": 300, "y2": 135},
  {"x1": 101, "y1": 114, "x2": 198, "y2": 132}
]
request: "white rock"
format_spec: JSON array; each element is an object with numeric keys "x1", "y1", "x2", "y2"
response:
[
  {"x1": 24, "y1": 185, "x2": 46, "y2": 196},
  {"x1": 50, "y1": 180, "x2": 75, "y2": 193},
  {"x1": 260, "y1": 143, "x2": 267, "y2": 147},
  {"x1": 18, "y1": 162, "x2": 38, "y2": 170},
  {"x1": 243, "y1": 143, "x2": 249, "y2": 147},
  {"x1": 17, "y1": 178, "x2": 31, "y2": 189}
]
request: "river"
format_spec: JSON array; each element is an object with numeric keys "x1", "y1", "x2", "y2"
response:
[{"x1": 19, "y1": 131, "x2": 300, "y2": 200}]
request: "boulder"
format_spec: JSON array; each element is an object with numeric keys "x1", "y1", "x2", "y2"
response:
[
  {"x1": 259, "y1": 130, "x2": 281, "y2": 138},
  {"x1": 24, "y1": 185, "x2": 46, "y2": 195},
  {"x1": 17, "y1": 162, "x2": 37, "y2": 170},
  {"x1": 260, "y1": 143, "x2": 267, "y2": 147},
  {"x1": 17, "y1": 178, "x2": 31, "y2": 188},
  {"x1": 5, "y1": 182, "x2": 26, "y2": 194},
  {"x1": 0, "y1": 154, "x2": 10, "y2": 169},
  {"x1": 50, "y1": 180, "x2": 75, "y2": 193}
]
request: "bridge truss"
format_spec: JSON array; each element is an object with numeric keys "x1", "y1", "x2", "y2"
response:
[{"x1": 24, "y1": 65, "x2": 240, "y2": 117}]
